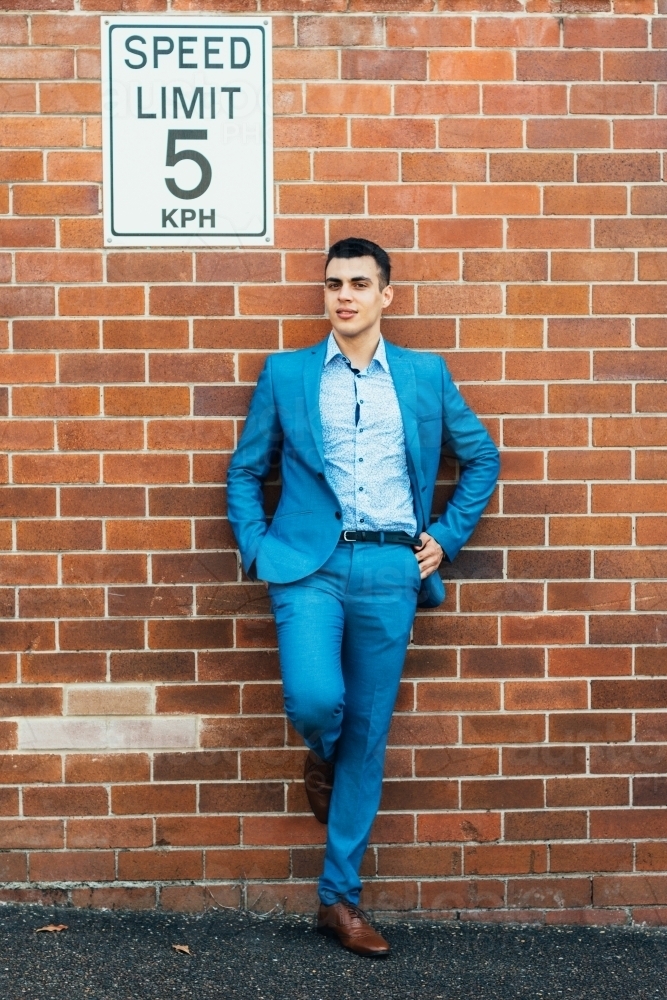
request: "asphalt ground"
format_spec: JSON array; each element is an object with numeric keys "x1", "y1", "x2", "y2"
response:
[{"x1": 1, "y1": 903, "x2": 666, "y2": 1000}]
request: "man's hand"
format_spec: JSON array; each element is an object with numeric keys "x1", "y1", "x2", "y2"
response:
[{"x1": 414, "y1": 532, "x2": 444, "y2": 580}]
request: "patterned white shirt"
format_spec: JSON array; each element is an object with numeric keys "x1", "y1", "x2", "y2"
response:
[{"x1": 319, "y1": 332, "x2": 417, "y2": 534}]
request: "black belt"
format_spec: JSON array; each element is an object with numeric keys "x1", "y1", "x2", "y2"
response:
[{"x1": 340, "y1": 530, "x2": 423, "y2": 548}]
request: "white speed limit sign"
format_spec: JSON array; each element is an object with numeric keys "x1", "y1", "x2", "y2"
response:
[{"x1": 101, "y1": 16, "x2": 273, "y2": 246}]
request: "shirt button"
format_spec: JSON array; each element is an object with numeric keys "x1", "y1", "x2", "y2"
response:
[
  {"x1": 358, "y1": 458, "x2": 363, "y2": 462},
  {"x1": 358, "y1": 487, "x2": 363, "y2": 492},
  {"x1": 359, "y1": 518, "x2": 365, "y2": 523}
]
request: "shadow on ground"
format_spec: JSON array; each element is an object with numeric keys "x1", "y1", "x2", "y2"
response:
[{"x1": 1, "y1": 903, "x2": 666, "y2": 999}]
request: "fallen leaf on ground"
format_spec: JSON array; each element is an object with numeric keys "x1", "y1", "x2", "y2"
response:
[
  {"x1": 36, "y1": 924, "x2": 68, "y2": 934},
  {"x1": 172, "y1": 944, "x2": 191, "y2": 955}
]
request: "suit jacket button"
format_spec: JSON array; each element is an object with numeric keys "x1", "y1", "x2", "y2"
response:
[
  {"x1": 335, "y1": 512, "x2": 341, "y2": 520},
  {"x1": 317, "y1": 473, "x2": 324, "y2": 479}
]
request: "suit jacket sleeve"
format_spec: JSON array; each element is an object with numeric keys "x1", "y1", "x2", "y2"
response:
[
  {"x1": 226, "y1": 355, "x2": 283, "y2": 579},
  {"x1": 425, "y1": 357, "x2": 500, "y2": 563}
]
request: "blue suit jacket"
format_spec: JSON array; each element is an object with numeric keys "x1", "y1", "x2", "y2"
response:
[{"x1": 227, "y1": 337, "x2": 500, "y2": 609}]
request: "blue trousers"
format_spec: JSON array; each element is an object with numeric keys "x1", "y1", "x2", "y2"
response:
[{"x1": 268, "y1": 540, "x2": 421, "y2": 905}]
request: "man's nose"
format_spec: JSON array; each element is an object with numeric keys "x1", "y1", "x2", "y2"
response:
[{"x1": 338, "y1": 284, "x2": 353, "y2": 300}]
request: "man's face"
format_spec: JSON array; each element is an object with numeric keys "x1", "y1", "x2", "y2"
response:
[{"x1": 324, "y1": 256, "x2": 393, "y2": 339}]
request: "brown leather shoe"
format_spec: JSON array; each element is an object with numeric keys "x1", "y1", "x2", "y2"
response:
[
  {"x1": 304, "y1": 750, "x2": 334, "y2": 824},
  {"x1": 317, "y1": 901, "x2": 390, "y2": 957}
]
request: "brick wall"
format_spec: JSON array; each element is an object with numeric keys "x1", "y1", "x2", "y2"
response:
[{"x1": 0, "y1": 0, "x2": 666, "y2": 922}]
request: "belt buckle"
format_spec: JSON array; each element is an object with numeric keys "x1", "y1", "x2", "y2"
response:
[{"x1": 342, "y1": 530, "x2": 356, "y2": 542}]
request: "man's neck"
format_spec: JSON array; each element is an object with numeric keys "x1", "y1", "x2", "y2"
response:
[{"x1": 331, "y1": 329, "x2": 381, "y2": 371}]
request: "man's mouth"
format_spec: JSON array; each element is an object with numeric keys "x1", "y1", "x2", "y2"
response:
[{"x1": 336, "y1": 310, "x2": 357, "y2": 319}]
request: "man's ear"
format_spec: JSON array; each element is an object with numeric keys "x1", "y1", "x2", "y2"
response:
[{"x1": 381, "y1": 284, "x2": 394, "y2": 309}]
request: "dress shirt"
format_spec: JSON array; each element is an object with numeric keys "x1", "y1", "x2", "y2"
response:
[{"x1": 319, "y1": 332, "x2": 417, "y2": 534}]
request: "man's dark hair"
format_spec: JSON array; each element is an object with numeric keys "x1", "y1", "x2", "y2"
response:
[{"x1": 325, "y1": 237, "x2": 391, "y2": 290}]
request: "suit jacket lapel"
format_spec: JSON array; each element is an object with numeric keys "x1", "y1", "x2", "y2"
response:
[
  {"x1": 302, "y1": 336, "x2": 328, "y2": 467},
  {"x1": 385, "y1": 340, "x2": 427, "y2": 528}
]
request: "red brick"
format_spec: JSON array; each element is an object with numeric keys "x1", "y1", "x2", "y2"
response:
[
  {"x1": 149, "y1": 286, "x2": 233, "y2": 317},
  {"x1": 47, "y1": 151, "x2": 101, "y2": 182},
  {"x1": 465, "y1": 844, "x2": 547, "y2": 876},
  {"x1": 0, "y1": 16, "x2": 28, "y2": 45},
  {"x1": 570, "y1": 83, "x2": 653, "y2": 115},
  {"x1": 273, "y1": 48, "x2": 338, "y2": 80},
  {"x1": 104, "y1": 455, "x2": 187, "y2": 488},
  {"x1": 476, "y1": 17, "x2": 559, "y2": 47},
  {"x1": 15, "y1": 252, "x2": 102, "y2": 284},
  {"x1": 342, "y1": 49, "x2": 426, "y2": 81},
  {"x1": 420, "y1": 218, "x2": 502, "y2": 250},
  {"x1": 14, "y1": 319, "x2": 97, "y2": 350},
  {"x1": 502, "y1": 615, "x2": 586, "y2": 645},
  {"x1": 605, "y1": 51, "x2": 667, "y2": 82},
  {"x1": 550, "y1": 712, "x2": 632, "y2": 744},
  {"x1": 386, "y1": 14, "x2": 470, "y2": 46},
  {"x1": 526, "y1": 118, "x2": 611, "y2": 149},
  {"x1": 578, "y1": 152, "x2": 659, "y2": 182},
  {"x1": 274, "y1": 116, "x2": 347, "y2": 149},
  {"x1": 403, "y1": 152, "x2": 486, "y2": 182},
  {"x1": 506, "y1": 285, "x2": 589, "y2": 315},
  {"x1": 439, "y1": 118, "x2": 523, "y2": 148},
  {"x1": 551, "y1": 843, "x2": 632, "y2": 873},
  {"x1": 313, "y1": 151, "x2": 397, "y2": 183},
  {"x1": 31, "y1": 13, "x2": 98, "y2": 45},
  {"x1": 636, "y1": 318, "x2": 667, "y2": 347},
  {"x1": 432, "y1": 50, "x2": 513, "y2": 81},
  {"x1": 463, "y1": 714, "x2": 545, "y2": 745},
  {"x1": 490, "y1": 153, "x2": 573, "y2": 182},
  {"x1": 59, "y1": 615, "x2": 144, "y2": 651},
  {"x1": 419, "y1": 284, "x2": 502, "y2": 315},
  {"x1": 594, "y1": 876, "x2": 667, "y2": 907},
  {"x1": 0, "y1": 819, "x2": 63, "y2": 850},
  {"x1": 368, "y1": 184, "x2": 453, "y2": 217},
  {"x1": 111, "y1": 651, "x2": 194, "y2": 683},
  {"x1": 196, "y1": 252, "x2": 280, "y2": 284},
  {"x1": 0, "y1": 47, "x2": 73, "y2": 80},
  {"x1": 297, "y1": 14, "x2": 382, "y2": 46},
  {"x1": 508, "y1": 878, "x2": 591, "y2": 912},
  {"x1": 59, "y1": 286, "x2": 143, "y2": 317},
  {"x1": 518, "y1": 50, "x2": 600, "y2": 81},
  {"x1": 338, "y1": 219, "x2": 418, "y2": 250},
  {"x1": 30, "y1": 851, "x2": 114, "y2": 882},
  {"x1": 104, "y1": 388, "x2": 189, "y2": 420},
  {"x1": 593, "y1": 485, "x2": 667, "y2": 515},
  {"x1": 351, "y1": 118, "x2": 435, "y2": 149},
  {"x1": 117, "y1": 849, "x2": 202, "y2": 881},
  {"x1": 103, "y1": 320, "x2": 187, "y2": 350},
  {"x1": 0, "y1": 684, "x2": 62, "y2": 716},
  {"x1": 24, "y1": 785, "x2": 108, "y2": 817},
  {"x1": 394, "y1": 83, "x2": 478, "y2": 116},
  {"x1": 15, "y1": 385, "x2": 100, "y2": 419},
  {"x1": 0, "y1": 82, "x2": 35, "y2": 113},
  {"x1": 0, "y1": 286, "x2": 54, "y2": 317}
]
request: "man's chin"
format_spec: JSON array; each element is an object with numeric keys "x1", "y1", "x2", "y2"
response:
[{"x1": 330, "y1": 319, "x2": 366, "y2": 338}]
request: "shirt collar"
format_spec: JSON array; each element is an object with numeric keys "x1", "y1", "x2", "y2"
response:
[{"x1": 324, "y1": 331, "x2": 389, "y2": 373}]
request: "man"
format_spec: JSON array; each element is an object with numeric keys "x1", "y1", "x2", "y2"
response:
[{"x1": 227, "y1": 237, "x2": 499, "y2": 956}]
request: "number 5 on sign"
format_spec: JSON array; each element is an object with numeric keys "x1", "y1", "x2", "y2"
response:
[
  {"x1": 101, "y1": 15, "x2": 273, "y2": 247},
  {"x1": 165, "y1": 131, "x2": 212, "y2": 200}
]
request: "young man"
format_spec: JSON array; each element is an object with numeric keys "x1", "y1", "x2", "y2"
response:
[{"x1": 227, "y1": 237, "x2": 499, "y2": 956}]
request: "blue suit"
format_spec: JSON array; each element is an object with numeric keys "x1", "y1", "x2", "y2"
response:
[
  {"x1": 228, "y1": 336, "x2": 499, "y2": 608},
  {"x1": 227, "y1": 336, "x2": 499, "y2": 904}
]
